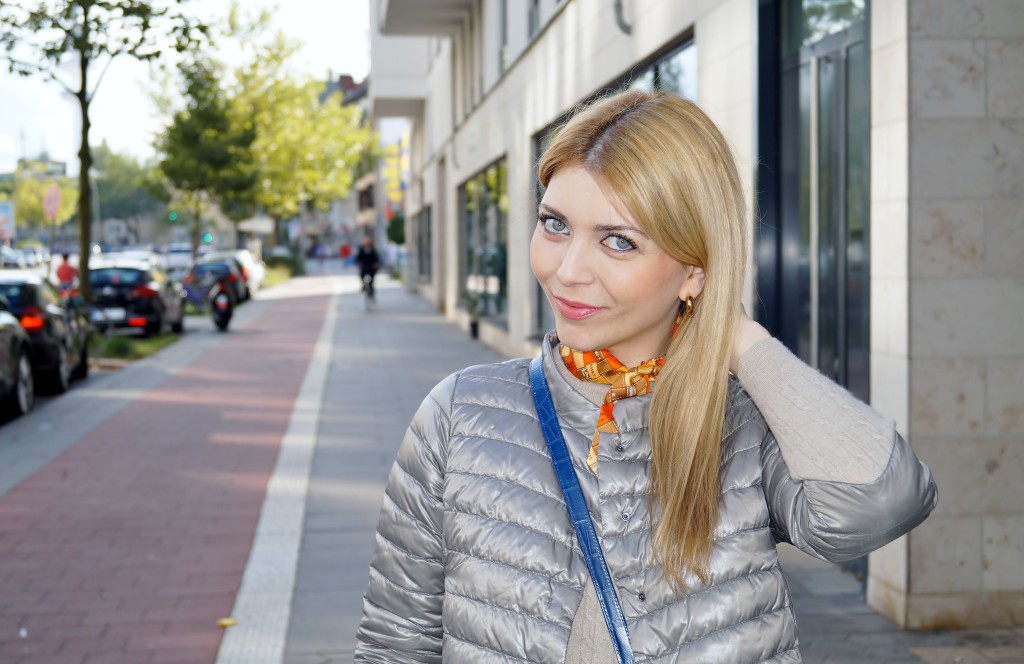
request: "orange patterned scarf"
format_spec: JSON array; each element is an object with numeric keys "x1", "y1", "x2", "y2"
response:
[{"x1": 559, "y1": 346, "x2": 666, "y2": 474}]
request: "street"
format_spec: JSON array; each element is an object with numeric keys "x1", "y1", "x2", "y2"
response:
[{"x1": 0, "y1": 262, "x2": 1020, "y2": 664}]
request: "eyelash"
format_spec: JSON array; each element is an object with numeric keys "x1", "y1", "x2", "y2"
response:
[{"x1": 537, "y1": 215, "x2": 639, "y2": 253}]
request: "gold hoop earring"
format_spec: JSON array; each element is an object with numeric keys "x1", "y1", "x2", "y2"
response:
[{"x1": 683, "y1": 295, "x2": 694, "y2": 318}]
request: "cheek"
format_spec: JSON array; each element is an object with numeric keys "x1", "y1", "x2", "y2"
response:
[{"x1": 529, "y1": 228, "x2": 553, "y2": 281}]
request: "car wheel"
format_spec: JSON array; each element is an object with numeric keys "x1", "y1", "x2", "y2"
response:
[
  {"x1": 71, "y1": 343, "x2": 89, "y2": 380},
  {"x1": 3, "y1": 350, "x2": 35, "y2": 417},
  {"x1": 145, "y1": 313, "x2": 163, "y2": 337},
  {"x1": 170, "y1": 300, "x2": 185, "y2": 334},
  {"x1": 49, "y1": 345, "x2": 71, "y2": 394}
]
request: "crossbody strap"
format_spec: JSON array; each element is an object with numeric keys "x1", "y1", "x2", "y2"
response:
[{"x1": 529, "y1": 356, "x2": 635, "y2": 664}]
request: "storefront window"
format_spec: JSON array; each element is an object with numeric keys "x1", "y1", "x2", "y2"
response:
[
  {"x1": 459, "y1": 159, "x2": 508, "y2": 322},
  {"x1": 782, "y1": 0, "x2": 865, "y2": 53},
  {"x1": 628, "y1": 40, "x2": 697, "y2": 99},
  {"x1": 417, "y1": 206, "x2": 432, "y2": 283}
]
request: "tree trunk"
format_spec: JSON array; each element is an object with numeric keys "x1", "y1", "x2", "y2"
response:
[{"x1": 77, "y1": 48, "x2": 93, "y2": 304}]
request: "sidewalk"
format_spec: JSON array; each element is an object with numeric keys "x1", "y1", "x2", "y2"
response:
[{"x1": 280, "y1": 264, "x2": 1023, "y2": 664}]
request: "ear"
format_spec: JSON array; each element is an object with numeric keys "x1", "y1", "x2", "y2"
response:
[{"x1": 679, "y1": 264, "x2": 706, "y2": 300}]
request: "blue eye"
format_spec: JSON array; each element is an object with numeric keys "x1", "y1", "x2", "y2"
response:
[
  {"x1": 540, "y1": 216, "x2": 569, "y2": 234},
  {"x1": 604, "y1": 234, "x2": 637, "y2": 252}
]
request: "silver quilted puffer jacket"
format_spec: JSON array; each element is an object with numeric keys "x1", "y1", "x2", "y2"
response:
[{"x1": 355, "y1": 341, "x2": 937, "y2": 663}]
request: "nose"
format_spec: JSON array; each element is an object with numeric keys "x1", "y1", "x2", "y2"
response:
[{"x1": 555, "y1": 238, "x2": 594, "y2": 286}]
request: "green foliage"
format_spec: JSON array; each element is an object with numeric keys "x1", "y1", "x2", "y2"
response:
[
  {"x1": 222, "y1": 6, "x2": 372, "y2": 224},
  {"x1": 91, "y1": 332, "x2": 179, "y2": 360},
  {"x1": 265, "y1": 249, "x2": 305, "y2": 277},
  {"x1": 92, "y1": 142, "x2": 163, "y2": 222},
  {"x1": 0, "y1": 160, "x2": 78, "y2": 227},
  {"x1": 387, "y1": 211, "x2": 405, "y2": 246},
  {"x1": 158, "y1": 57, "x2": 257, "y2": 219},
  {"x1": 0, "y1": 1, "x2": 208, "y2": 303}
]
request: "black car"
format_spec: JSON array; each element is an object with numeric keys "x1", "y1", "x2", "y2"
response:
[
  {"x1": 0, "y1": 270, "x2": 90, "y2": 394},
  {"x1": 185, "y1": 257, "x2": 246, "y2": 305},
  {"x1": 89, "y1": 257, "x2": 185, "y2": 336},
  {"x1": 0, "y1": 293, "x2": 33, "y2": 418}
]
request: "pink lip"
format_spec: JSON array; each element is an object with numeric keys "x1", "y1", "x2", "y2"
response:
[{"x1": 554, "y1": 297, "x2": 604, "y2": 321}]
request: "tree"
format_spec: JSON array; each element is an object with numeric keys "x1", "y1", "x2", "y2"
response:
[
  {"x1": 92, "y1": 143, "x2": 163, "y2": 221},
  {"x1": 0, "y1": 0, "x2": 207, "y2": 302},
  {"x1": 247, "y1": 78, "x2": 370, "y2": 233},
  {"x1": 0, "y1": 161, "x2": 78, "y2": 229},
  {"x1": 157, "y1": 57, "x2": 255, "y2": 252},
  {"x1": 226, "y1": 10, "x2": 372, "y2": 243}
]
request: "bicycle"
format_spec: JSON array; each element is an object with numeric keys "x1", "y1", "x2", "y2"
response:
[{"x1": 362, "y1": 272, "x2": 376, "y2": 311}]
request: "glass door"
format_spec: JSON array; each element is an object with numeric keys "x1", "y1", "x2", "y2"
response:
[{"x1": 778, "y1": 20, "x2": 870, "y2": 400}]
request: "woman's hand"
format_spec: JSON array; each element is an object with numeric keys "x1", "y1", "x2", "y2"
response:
[{"x1": 731, "y1": 306, "x2": 771, "y2": 374}]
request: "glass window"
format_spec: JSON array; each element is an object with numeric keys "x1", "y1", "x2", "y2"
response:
[
  {"x1": 627, "y1": 40, "x2": 697, "y2": 99},
  {"x1": 783, "y1": 0, "x2": 865, "y2": 52},
  {"x1": 417, "y1": 206, "x2": 433, "y2": 282},
  {"x1": 459, "y1": 159, "x2": 508, "y2": 322},
  {"x1": 90, "y1": 268, "x2": 147, "y2": 287},
  {"x1": 0, "y1": 283, "x2": 29, "y2": 308},
  {"x1": 533, "y1": 126, "x2": 558, "y2": 337}
]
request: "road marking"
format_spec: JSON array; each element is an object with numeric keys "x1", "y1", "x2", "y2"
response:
[{"x1": 214, "y1": 279, "x2": 340, "y2": 664}]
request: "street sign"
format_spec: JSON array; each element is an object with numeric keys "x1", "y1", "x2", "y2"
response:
[
  {"x1": 0, "y1": 200, "x2": 14, "y2": 241},
  {"x1": 44, "y1": 184, "x2": 61, "y2": 220}
]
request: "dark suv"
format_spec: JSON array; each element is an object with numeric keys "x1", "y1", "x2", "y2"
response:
[{"x1": 89, "y1": 257, "x2": 185, "y2": 336}]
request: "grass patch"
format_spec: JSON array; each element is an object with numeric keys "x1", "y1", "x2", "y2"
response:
[
  {"x1": 91, "y1": 333, "x2": 180, "y2": 361},
  {"x1": 262, "y1": 264, "x2": 292, "y2": 289}
]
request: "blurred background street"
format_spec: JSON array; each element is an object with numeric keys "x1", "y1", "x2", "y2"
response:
[{"x1": 1, "y1": 0, "x2": 1022, "y2": 662}]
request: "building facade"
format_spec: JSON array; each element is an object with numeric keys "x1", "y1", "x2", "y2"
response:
[{"x1": 369, "y1": 0, "x2": 1024, "y2": 629}]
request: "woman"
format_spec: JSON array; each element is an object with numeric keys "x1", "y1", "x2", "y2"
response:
[{"x1": 355, "y1": 91, "x2": 936, "y2": 663}]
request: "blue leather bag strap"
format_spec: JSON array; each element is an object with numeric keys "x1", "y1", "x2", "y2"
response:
[{"x1": 529, "y1": 356, "x2": 635, "y2": 664}]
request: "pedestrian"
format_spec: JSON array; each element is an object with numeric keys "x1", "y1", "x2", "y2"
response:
[
  {"x1": 354, "y1": 90, "x2": 937, "y2": 663},
  {"x1": 355, "y1": 234, "x2": 380, "y2": 299},
  {"x1": 55, "y1": 253, "x2": 78, "y2": 288}
]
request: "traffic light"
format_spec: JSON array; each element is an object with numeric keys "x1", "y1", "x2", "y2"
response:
[
  {"x1": 202, "y1": 232, "x2": 213, "y2": 243},
  {"x1": 168, "y1": 211, "x2": 178, "y2": 222}
]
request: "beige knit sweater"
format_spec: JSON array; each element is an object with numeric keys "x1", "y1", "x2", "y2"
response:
[{"x1": 559, "y1": 338, "x2": 896, "y2": 663}]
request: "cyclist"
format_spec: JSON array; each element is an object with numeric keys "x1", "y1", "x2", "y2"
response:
[{"x1": 355, "y1": 234, "x2": 380, "y2": 300}]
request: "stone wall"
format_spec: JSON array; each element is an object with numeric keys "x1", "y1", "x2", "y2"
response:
[{"x1": 868, "y1": 0, "x2": 1024, "y2": 629}]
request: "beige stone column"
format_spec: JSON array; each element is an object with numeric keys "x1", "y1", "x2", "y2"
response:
[{"x1": 867, "y1": 0, "x2": 1024, "y2": 629}]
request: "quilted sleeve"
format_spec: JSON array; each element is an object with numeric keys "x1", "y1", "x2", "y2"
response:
[
  {"x1": 354, "y1": 372, "x2": 458, "y2": 663},
  {"x1": 761, "y1": 426, "x2": 938, "y2": 563}
]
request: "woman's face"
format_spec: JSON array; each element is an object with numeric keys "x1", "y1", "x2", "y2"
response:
[{"x1": 530, "y1": 166, "x2": 704, "y2": 366}]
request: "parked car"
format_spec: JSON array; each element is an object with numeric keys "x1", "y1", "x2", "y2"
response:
[
  {"x1": 184, "y1": 257, "x2": 246, "y2": 306},
  {"x1": 208, "y1": 250, "x2": 263, "y2": 299},
  {"x1": 0, "y1": 270, "x2": 90, "y2": 394},
  {"x1": 0, "y1": 294, "x2": 34, "y2": 417},
  {"x1": 1, "y1": 245, "x2": 26, "y2": 268},
  {"x1": 162, "y1": 242, "x2": 195, "y2": 280},
  {"x1": 89, "y1": 256, "x2": 185, "y2": 336}
]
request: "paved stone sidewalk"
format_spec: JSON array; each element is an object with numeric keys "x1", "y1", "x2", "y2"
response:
[{"x1": 0, "y1": 285, "x2": 331, "y2": 664}]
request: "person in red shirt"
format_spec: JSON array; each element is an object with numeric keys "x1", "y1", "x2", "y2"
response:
[{"x1": 55, "y1": 253, "x2": 78, "y2": 286}]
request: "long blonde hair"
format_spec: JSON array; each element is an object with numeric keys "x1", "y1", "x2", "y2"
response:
[{"x1": 538, "y1": 90, "x2": 747, "y2": 588}]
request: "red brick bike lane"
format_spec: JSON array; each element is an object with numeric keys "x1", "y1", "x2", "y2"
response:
[{"x1": 0, "y1": 293, "x2": 331, "y2": 664}]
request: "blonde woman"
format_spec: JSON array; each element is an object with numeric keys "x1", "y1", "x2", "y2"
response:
[{"x1": 355, "y1": 90, "x2": 936, "y2": 663}]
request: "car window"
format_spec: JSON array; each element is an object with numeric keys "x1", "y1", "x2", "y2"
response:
[
  {"x1": 194, "y1": 262, "x2": 230, "y2": 277},
  {"x1": 0, "y1": 283, "x2": 28, "y2": 307},
  {"x1": 90, "y1": 268, "x2": 147, "y2": 287}
]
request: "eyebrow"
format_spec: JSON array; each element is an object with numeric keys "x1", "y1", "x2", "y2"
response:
[{"x1": 538, "y1": 203, "x2": 649, "y2": 237}]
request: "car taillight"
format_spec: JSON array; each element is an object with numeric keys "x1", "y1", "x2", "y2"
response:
[
  {"x1": 241, "y1": 266, "x2": 249, "y2": 281},
  {"x1": 133, "y1": 283, "x2": 159, "y2": 298},
  {"x1": 227, "y1": 273, "x2": 237, "y2": 282},
  {"x1": 20, "y1": 306, "x2": 45, "y2": 331},
  {"x1": 127, "y1": 317, "x2": 148, "y2": 327}
]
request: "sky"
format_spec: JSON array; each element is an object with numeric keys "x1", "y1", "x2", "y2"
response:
[{"x1": 0, "y1": 0, "x2": 370, "y2": 175}]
